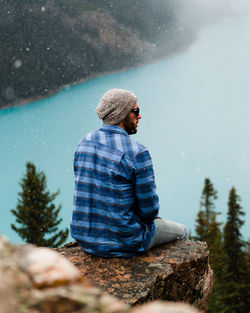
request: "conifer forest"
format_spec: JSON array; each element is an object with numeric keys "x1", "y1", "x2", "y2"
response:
[{"x1": 193, "y1": 178, "x2": 249, "y2": 313}]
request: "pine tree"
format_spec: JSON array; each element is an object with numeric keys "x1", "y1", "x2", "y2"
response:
[
  {"x1": 194, "y1": 178, "x2": 221, "y2": 247},
  {"x1": 11, "y1": 162, "x2": 69, "y2": 247},
  {"x1": 194, "y1": 178, "x2": 223, "y2": 269},
  {"x1": 242, "y1": 241, "x2": 250, "y2": 313},
  {"x1": 194, "y1": 178, "x2": 224, "y2": 313},
  {"x1": 222, "y1": 187, "x2": 247, "y2": 313}
]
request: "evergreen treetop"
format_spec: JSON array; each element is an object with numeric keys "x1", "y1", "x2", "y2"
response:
[
  {"x1": 11, "y1": 162, "x2": 69, "y2": 247},
  {"x1": 223, "y1": 187, "x2": 246, "y2": 281},
  {"x1": 221, "y1": 187, "x2": 248, "y2": 313},
  {"x1": 194, "y1": 178, "x2": 224, "y2": 313},
  {"x1": 194, "y1": 177, "x2": 221, "y2": 245},
  {"x1": 224, "y1": 187, "x2": 245, "y2": 261}
]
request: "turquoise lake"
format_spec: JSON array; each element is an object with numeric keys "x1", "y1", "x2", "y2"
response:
[{"x1": 1, "y1": 16, "x2": 250, "y2": 243}]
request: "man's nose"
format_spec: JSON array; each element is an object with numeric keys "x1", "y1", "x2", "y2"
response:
[{"x1": 138, "y1": 113, "x2": 141, "y2": 119}]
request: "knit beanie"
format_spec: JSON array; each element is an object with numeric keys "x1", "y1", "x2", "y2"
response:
[{"x1": 96, "y1": 88, "x2": 137, "y2": 125}]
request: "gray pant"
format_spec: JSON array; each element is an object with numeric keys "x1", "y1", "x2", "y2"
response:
[{"x1": 147, "y1": 219, "x2": 188, "y2": 249}]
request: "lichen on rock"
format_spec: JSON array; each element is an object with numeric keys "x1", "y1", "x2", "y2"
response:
[{"x1": 57, "y1": 240, "x2": 213, "y2": 312}]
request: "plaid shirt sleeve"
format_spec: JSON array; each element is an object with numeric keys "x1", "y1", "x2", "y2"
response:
[{"x1": 134, "y1": 148, "x2": 159, "y2": 224}]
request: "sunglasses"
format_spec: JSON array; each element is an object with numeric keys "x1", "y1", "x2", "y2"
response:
[{"x1": 130, "y1": 108, "x2": 140, "y2": 116}]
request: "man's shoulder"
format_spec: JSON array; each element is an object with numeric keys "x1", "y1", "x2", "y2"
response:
[
  {"x1": 75, "y1": 130, "x2": 98, "y2": 154},
  {"x1": 77, "y1": 129, "x2": 98, "y2": 145},
  {"x1": 75, "y1": 128, "x2": 149, "y2": 159},
  {"x1": 129, "y1": 138, "x2": 148, "y2": 156}
]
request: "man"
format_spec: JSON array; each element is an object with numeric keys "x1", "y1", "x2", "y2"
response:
[{"x1": 70, "y1": 88, "x2": 187, "y2": 258}]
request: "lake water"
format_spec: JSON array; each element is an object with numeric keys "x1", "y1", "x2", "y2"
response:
[{"x1": 1, "y1": 16, "x2": 250, "y2": 243}]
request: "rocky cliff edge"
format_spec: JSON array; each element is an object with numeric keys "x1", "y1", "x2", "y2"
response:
[
  {"x1": 57, "y1": 240, "x2": 213, "y2": 312},
  {"x1": 0, "y1": 235, "x2": 213, "y2": 313}
]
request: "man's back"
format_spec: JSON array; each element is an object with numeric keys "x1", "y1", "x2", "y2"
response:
[{"x1": 70, "y1": 124, "x2": 159, "y2": 257}]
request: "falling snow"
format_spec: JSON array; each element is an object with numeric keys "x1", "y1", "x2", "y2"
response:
[{"x1": 13, "y1": 60, "x2": 22, "y2": 68}]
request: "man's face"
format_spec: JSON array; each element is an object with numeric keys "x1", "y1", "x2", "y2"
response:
[{"x1": 124, "y1": 103, "x2": 141, "y2": 135}]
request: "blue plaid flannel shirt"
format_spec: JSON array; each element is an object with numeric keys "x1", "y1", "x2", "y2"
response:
[{"x1": 70, "y1": 124, "x2": 159, "y2": 257}]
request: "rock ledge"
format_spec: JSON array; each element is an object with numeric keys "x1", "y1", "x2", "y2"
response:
[
  {"x1": 0, "y1": 235, "x2": 212, "y2": 313},
  {"x1": 57, "y1": 240, "x2": 213, "y2": 313}
]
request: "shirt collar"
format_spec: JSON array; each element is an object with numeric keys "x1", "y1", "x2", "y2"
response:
[{"x1": 99, "y1": 124, "x2": 128, "y2": 136}]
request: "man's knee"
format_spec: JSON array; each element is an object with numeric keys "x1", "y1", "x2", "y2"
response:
[{"x1": 177, "y1": 224, "x2": 188, "y2": 241}]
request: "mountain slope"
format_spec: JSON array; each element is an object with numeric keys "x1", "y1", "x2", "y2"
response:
[{"x1": 0, "y1": 0, "x2": 194, "y2": 108}]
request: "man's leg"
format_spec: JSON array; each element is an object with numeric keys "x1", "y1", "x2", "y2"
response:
[{"x1": 147, "y1": 219, "x2": 188, "y2": 249}]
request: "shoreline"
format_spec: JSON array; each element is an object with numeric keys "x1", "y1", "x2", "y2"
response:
[
  {"x1": 0, "y1": 40, "x2": 197, "y2": 111},
  {"x1": 1, "y1": 13, "x2": 247, "y2": 112}
]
